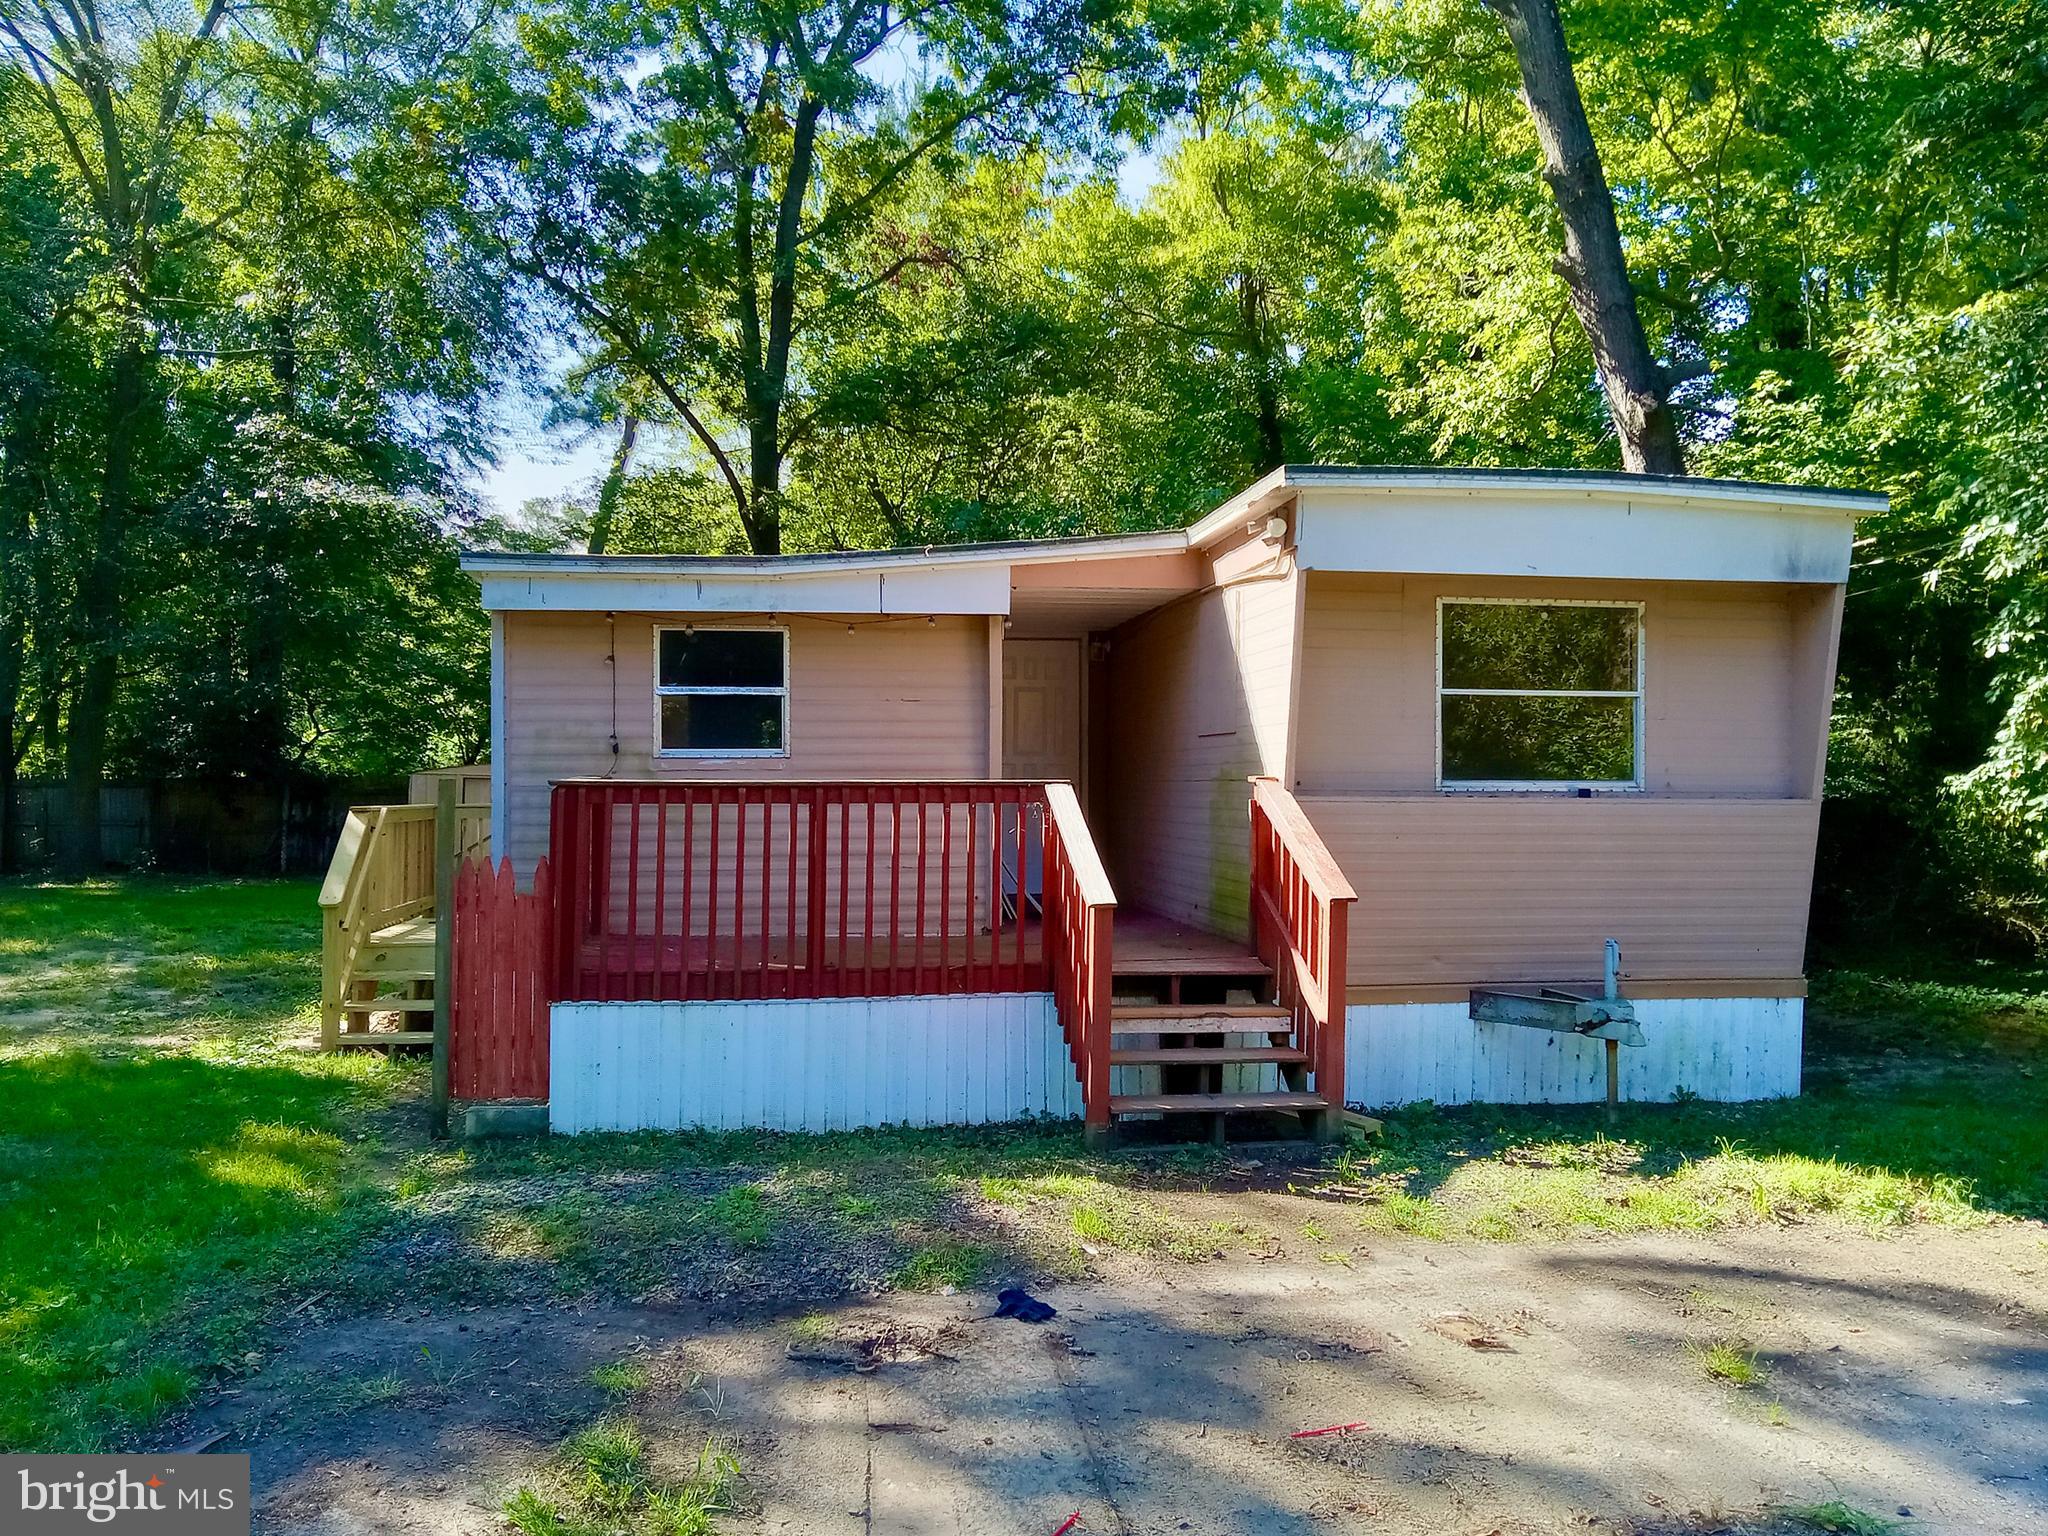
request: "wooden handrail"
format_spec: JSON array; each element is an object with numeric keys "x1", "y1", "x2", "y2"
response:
[
  {"x1": 544, "y1": 777, "x2": 1121, "y2": 1132},
  {"x1": 319, "y1": 798, "x2": 490, "y2": 1050},
  {"x1": 1248, "y1": 776, "x2": 1356, "y2": 1124},
  {"x1": 1040, "y1": 780, "x2": 1117, "y2": 1141},
  {"x1": 1250, "y1": 780, "x2": 1357, "y2": 904},
  {"x1": 1043, "y1": 783, "x2": 1115, "y2": 907},
  {"x1": 317, "y1": 808, "x2": 372, "y2": 909},
  {"x1": 338, "y1": 807, "x2": 391, "y2": 934}
]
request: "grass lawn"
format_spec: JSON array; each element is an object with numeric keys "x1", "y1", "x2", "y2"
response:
[
  {"x1": 0, "y1": 880, "x2": 414, "y2": 1450},
  {"x1": 3, "y1": 876, "x2": 2044, "y2": 1455},
  {"x1": 1333, "y1": 954, "x2": 2048, "y2": 1238}
]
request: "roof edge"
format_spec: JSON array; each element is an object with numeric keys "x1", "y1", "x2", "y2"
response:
[
  {"x1": 459, "y1": 527, "x2": 1189, "y2": 578},
  {"x1": 1189, "y1": 465, "x2": 1884, "y2": 547}
]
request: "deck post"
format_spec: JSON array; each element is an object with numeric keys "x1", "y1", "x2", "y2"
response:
[
  {"x1": 320, "y1": 912, "x2": 342, "y2": 1052},
  {"x1": 1317, "y1": 896, "x2": 1348, "y2": 1138},
  {"x1": 431, "y1": 777, "x2": 457, "y2": 1138}
]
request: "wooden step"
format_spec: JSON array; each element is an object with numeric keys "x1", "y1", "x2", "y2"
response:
[
  {"x1": 1113, "y1": 1004, "x2": 1290, "y2": 1023},
  {"x1": 1111, "y1": 1005, "x2": 1292, "y2": 1041},
  {"x1": 1110, "y1": 1091, "x2": 1329, "y2": 1116},
  {"x1": 1110, "y1": 1046, "x2": 1307, "y2": 1066},
  {"x1": 369, "y1": 916, "x2": 437, "y2": 945},
  {"x1": 1111, "y1": 1026, "x2": 1292, "y2": 1042},
  {"x1": 1112, "y1": 953, "x2": 1271, "y2": 977},
  {"x1": 354, "y1": 957, "x2": 435, "y2": 980},
  {"x1": 334, "y1": 1030, "x2": 434, "y2": 1048}
]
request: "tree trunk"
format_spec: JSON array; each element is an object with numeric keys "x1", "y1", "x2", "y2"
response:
[
  {"x1": 0, "y1": 383, "x2": 39, "y2": 874},
  {"x1": 60, "y1": 337, "x2": 148, "y2": 874},
  {"x1": 247, "y1": 296, "x2": 299, "y2": 787},
  {"x1": 740, "y1": 95, "x2": 825, "y2": 559},
  {"x1": 1240, "y1": 273, "x2": 1286, "y2": 474},
  {"x1": 0, "y1": 723, "x2": 16, "y2": 875},
  {"x1": 588, "y1": 413, "x2": 639, "y2": 554},
  {"x1": 1483, "y1": 0, "x2": 1686, "y2": 475},
  {"x1": 746, "y1": 430, "x2": 783, "y2": 556}
]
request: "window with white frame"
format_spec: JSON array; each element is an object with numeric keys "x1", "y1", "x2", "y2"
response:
[
  {"x1": 655, "y1": 627, "x2": 789, "y2": 755},
  {"x1": 1437, "y1": 599, "x2": 1642, "y2": 788}
]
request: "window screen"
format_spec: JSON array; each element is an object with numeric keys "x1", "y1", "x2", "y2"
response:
[
  {"x1": 656, "y1": 628, "x2": 787, "y2": 754},
  {"x1": 1438, "y1": 601, "x2": 1641, "y2": 786}
]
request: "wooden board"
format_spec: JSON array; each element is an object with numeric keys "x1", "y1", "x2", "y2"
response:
[
  {"x1": 1110, "y1": 1091, "x2": 1327, "y2": 1114},
  {"x1": 1112, "y1": 1004, "x2": 1290, "y2": 1021},
  {"x1": 1110, "y1": 1047, "x2": 1307, "y2": 1065}
]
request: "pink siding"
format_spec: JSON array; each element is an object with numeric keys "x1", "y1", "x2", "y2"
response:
[
  {"x1": 1285, "y1": 571, "x2": 1842, "y2": 991},
  {"x1": 1101, "y1": 570, "x2": 1298, "y2": 936},
  {"x1": 501, "y1": 613, "x2": 990, "y2": 870},
  {"x1": 1293, "y1": 573, "x2": 1816, "y2": 796},
  {"x1": 1301, "y1": 795, "x2": 1821, "y2": 989}
]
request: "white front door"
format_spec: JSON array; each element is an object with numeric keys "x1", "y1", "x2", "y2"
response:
[
  {"x1": 1001, "y1": 639, "x2": 1083, "y2": 904},
  {"x1": 1002, "y1": 639, "x2": 1083, "y2": 788}
]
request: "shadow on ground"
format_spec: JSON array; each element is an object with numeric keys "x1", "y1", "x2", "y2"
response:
[{"x1": 199, "y1": 1220, "x2": 2048, "y2": 1536}]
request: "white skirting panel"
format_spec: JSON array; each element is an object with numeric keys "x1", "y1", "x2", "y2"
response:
[
  {"x1": 1346, "y1": 997, "x2": 1802, "y2": 1110},
  {"x1": 550, "y1": 993, "x2": 1083, "y2": 1134}
]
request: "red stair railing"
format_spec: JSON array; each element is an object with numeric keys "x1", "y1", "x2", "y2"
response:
[
  {"x1": 1249, "y1": 776, "x2": 1357, "y2": 1114},
  {"x1": 1041, "y1": 782, "x2": 1117, "y2": 1139}
]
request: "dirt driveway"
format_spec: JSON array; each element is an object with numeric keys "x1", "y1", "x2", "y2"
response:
[{"x1": 200, "y1": 1207, "x2": 2045, "y2": 1536}]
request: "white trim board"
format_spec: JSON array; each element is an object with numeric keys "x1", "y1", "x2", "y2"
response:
[
  {"x1": 488, "y1": 611, "x2": 506, "y2": 856},
  {"x1": 1345, "y1": 997, "x2": 1802, "y2": 1109},
  {"x1": 474, "y1": 562, "x2": 1013, "y2": 617},
  {"x1": 1296, "y1": 490, "x2": 1856, "y2": 584},
  {"x1": 550, "y1": 994, "x2": 1082, "y2": 1134}
]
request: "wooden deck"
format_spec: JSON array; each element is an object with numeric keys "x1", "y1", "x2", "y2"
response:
[{"x1": 1112, "y1": 908, "x2": 1268, "y2": 977}]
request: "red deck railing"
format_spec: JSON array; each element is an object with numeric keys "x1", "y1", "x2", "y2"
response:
[
  {"x1": 548, "y1": 780, "x2": 1069, "y2": 1002},
  {"x1": 1041, "y1": 783, "x2": 1116, "y2": 1135},
  {"x1": 1249, "y1": 776, "x2": 1357, "y2": 1113}
]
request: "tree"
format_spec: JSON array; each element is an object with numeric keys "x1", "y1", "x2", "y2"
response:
[
  {"x1": 1, "y1": 0, "x2": 517, "y2": 865},
  {"x1": 0, "y1": 103, "x2": 91, "y2": 870},
  {"x1": 0, "y1": 0, "x2": 267, "y2": 867},
  {"x1": 448, "y1": 0, "x2": 1128, "y2": 553},
  {"x1": 1478, "y1": 0, "x2": 1683, "y2": 472}
]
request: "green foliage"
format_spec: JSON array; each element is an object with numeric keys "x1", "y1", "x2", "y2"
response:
[
  {"x1": 891, "y1": 1238, "x2": 995, "y2": 1290},
  {"x1": 1780, "y1": 1503, "x2": 1902, "y2": 1536},
  {"x1": 0, "y1": 0, "x2": 512, "y2": 853},
  {"x1": 588, "y1": 1358, "x2": 650, "y2": 1395},
  {"x1": 506, "y1": 1418, "x2": 740, "y2": 1536},
  {"x1": 5, "y1": 0, "x2": 2045, "y2": 925},
  {"x1": 1691, "y1": 1339, "x2": 1767, "y2": 1388}
]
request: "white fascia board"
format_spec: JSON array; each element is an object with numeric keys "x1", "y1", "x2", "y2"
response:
[
  {"x1": 488, "y1": 612, "x2": 505, "y2": 854},
  {"x1": 1295, "y1": 489, "x2": 1857, "y2": 584},
  {"x1": 464, "y1": 532, "x2": 1189, "y2": 614},
  {"x1": 1185, "y1": 467, "x2": 1883, "y2": 554},
  {"x1": 1186, "y1": 467, "x2": 1293, "y2": 548},
  {"x1": 474, "y1": 562, "x2": 1012, "y2": 615},
  {"x1": 1281, "y1": 468, "x2": 1884, "y2": 517}
]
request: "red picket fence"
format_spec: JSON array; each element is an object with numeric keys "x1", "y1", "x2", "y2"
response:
[{"x1": 449, "y1": 855, "x2": 552, "y2": 1101}]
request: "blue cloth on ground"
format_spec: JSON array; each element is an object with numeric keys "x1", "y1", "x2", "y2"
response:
[{"x1": 994, "y1": 1287, "x2": 1057, "y2": 1323}]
